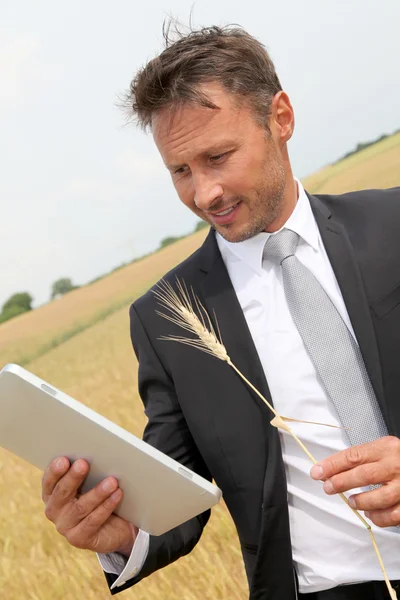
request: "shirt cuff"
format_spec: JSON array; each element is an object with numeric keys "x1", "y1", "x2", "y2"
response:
[{"x1": 97, "y1": 529, "x2": 150, "y2": 589}]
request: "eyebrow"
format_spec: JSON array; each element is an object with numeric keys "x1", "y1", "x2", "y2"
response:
[
  {"x1": 166, "y1": 161, "x2": 186, "y2": 172},
  {"x1": 166, "y1": 144, "x2": 234, "y2": 172}
]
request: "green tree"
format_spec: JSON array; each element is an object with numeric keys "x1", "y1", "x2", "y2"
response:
[
  {"x1": 2, "y1": 292, "x2": 33, "y2": 313},
  {"x1": 159, "y1": 236, "x2": 182, "y2": 249},
  {"x1": 0, "y1": 292, "x2": 33, "y2": 324},
  {"x1": 51, "y1": 278, "x2": 77, "y2": 300},
  {"x1": 0, "y1": 305, "x2": 28, "y2": 324},
  {"x1": 194, "y1": 220, "x2": 208, "y2": 232}
]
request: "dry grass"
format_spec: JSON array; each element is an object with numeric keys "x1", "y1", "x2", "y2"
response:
[
  {"x1": 303, "y1": 131, "x2": 400, "y2": 194},
  {"x1": 0, "y1": 307, "x2": 247, "y2": 600},
  {"x1": 1, "y1": 135, "x2": 400, "y2": 599},
  {"x1": 0, "y1": 229, "x2": 208, "y2": 368}
]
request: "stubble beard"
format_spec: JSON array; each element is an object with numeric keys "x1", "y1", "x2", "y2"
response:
[{"x1": 216, "y1": 157, "x2": 287, "y2": 243}]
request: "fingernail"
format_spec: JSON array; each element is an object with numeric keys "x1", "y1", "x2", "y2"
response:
[
  {"x1": 55, "y1": 458, "x2": 65, "y2": 470},
  {"x1": 310, "y1": 465, "x2": 324, "y2": 479},
  {"x1": 323, "y1": 480, "x2": 334, "y2": 494},
  {"x1": 110, "y1": 490, "x2": 121, "y2": 502},
  {"x1": 348, "y1": 496, "x2": 356, "y2": 508},
  {"x1": 102, "y1": 478, "x2": 115, "y2": 493},
  {"x1": 365, "y1": 511, "x2": 371, "y2": 519},
  {"x1": 74, "y1": 460, "x2": 86, "y2": 474}
]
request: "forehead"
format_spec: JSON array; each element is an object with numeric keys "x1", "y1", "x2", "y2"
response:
[{"x1": 152, "y1": 84, "x2": 252, "y2": 164}]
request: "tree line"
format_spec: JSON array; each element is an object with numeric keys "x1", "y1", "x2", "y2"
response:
[
  {"x1": 0, "y1": 278, "x2": 78, "y2": 325},
  {"x1": 0, "y1": 220, "x2": 209, "y2": 326}
]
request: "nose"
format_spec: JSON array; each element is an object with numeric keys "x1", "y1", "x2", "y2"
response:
[{"x1": 193, "y1": 171, "x2": 224, "y2": 212}]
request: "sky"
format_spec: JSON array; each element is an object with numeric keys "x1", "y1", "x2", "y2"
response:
[{"x1": 1, "y1": 0, "x2": 399, "y2": 309}]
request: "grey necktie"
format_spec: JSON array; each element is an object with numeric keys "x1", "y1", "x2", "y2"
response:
[{"x1": 264, "y1": 228, "x2": 388, "y2": 447}]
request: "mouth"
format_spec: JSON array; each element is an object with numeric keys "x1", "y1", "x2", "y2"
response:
[{"x1": 208, "y1": 202, "x2": 241, "y2": 226}]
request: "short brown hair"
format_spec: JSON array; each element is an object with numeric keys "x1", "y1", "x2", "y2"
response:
[{"x1": 124, "y1": 22, "x2": 282, "y2": 131}]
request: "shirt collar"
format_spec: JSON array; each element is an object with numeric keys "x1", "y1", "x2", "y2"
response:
[{"x1": 216, "y1": 179, "x2": 319, "y2": 276}]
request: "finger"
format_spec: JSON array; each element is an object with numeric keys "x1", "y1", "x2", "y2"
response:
[
  {"x1": 56, "y1": 476, "x2": 119, "y2": 533},
  {"x1": 45, "y1": 459, "x2": 89, "y2": 514},
  {"x1": 322, "y1": 460, "x2": 393, "y2": 495},
  {"x1": 365, "y1": 504, "x2": 400, "y2": 528},
  {"x1": 82, "y1": 488, "x2": 123, "y2": 536},
  {"x1": 64, "y1": 489, "x2": 124, "y2": 550},
  {"x1": 42, "y1": 457, "x2": 71, "y2": 503},
  {"x1": 348, "y1": 482, "x2": 400, "y2": 511},
  {"x1": 310, "y1": 436, "x2": 396, "y2": 481}
]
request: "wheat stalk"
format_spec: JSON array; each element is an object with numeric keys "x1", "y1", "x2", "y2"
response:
[{"x1": 154, "y1": 278, "x2": 397, "y2": 599}]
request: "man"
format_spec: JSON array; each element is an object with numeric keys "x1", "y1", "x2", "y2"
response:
[{"x1": 41, "y1": 24, "x2": 400, "y2": 599}]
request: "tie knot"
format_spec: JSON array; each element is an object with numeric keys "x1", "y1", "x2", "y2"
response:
[{"x1": 263, "y1": 229, "x2": 299, "y2": 264}]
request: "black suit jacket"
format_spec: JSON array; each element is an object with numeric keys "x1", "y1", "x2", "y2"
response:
[{"x1": 105, "y1": 188, "x2": 400, "y2": 599}]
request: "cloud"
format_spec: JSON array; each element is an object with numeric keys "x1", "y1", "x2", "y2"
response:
[
  {"x1": 115, "y1": 149, "x2": 165, "y2": 180},
  {"x1": 67, "y1": 178, "x2": 118, "y2": 198},
  {"x1": 0, "y1": 32, "x2": 56, "y2": 110}
]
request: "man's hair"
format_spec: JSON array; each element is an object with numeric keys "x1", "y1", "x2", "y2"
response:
[{"x1": 124, "y1": 21, "x2": 282, "y2": 131}]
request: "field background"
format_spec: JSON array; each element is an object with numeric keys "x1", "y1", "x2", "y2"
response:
[{"x1": 1, "y1": 132, "x2": 400, "y2": 600}]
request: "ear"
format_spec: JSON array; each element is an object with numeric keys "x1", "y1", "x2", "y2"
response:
[{"x1": 269, "y1": 91, "x2": 295, "y2": 145}]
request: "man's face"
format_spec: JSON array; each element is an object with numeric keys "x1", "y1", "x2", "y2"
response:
[{"x1": 153, "y1": 83, "x2": 289, "y2": 243}]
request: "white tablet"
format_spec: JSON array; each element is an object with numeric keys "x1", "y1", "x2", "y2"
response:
[{"x1": 0, "y1": 364, "x2": 222, "y2": 536}]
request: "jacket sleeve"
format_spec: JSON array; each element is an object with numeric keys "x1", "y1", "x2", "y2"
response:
[{"x1": 104, "y1": 303, "x2": 212, "y2": 595}]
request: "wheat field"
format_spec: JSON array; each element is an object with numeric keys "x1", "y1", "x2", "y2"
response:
[
  {"x1": 302, "y1": 130, "x2": 400, "y2": 193},
  {"x1": 1, "y1": 132, "x2": 400, "y2": 600},
  {"x1": 0, "y1": 230, "x2": 208, "y2": 369},
  {"x1": 1, "y1": 309, "x2": 247, "y2": 600}
]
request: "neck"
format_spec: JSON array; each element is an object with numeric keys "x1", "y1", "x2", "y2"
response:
[{"x1": 265, "y1": 172, "x2": 298, "y2": 233}]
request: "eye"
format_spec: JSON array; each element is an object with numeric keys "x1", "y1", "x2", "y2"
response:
[
  {"x1": 173, "y1": 166, "x2": 189, "y2": 176},
  {"x1": 210, "y1": 152, "x2": 227, "y2": 163}
]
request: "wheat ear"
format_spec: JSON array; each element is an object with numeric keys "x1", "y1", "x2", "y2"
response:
[{"x1": 153, "y1": 279, "x2": 397, "y2": 599}]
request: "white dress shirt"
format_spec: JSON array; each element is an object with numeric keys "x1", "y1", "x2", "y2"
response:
[
  {"x1": 100, "y1": 180, "x2": 400, "y2": 593},
  {"x1": 97, "y1": 529, "x2": 149, "y2": 590}
]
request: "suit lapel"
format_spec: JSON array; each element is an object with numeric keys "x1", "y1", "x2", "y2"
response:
[
  {"x1": 196, "y1": 230, "x2": 274, "y2": 416},
  {"x1": 196, "y1": 198, "x2": 386, "y2": 421},
  {"x1": 309, "y1": 194, "x2": 386, "y2": 414},
  {"x1": 197, "y1": 231, "x2": 288, "y2": 573}
]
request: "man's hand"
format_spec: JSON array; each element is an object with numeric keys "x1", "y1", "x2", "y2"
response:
[
  {"x1": 310, "y1": 436, "x2": 400, "y2": 527},
  {"x1": 42, "y1": 457, "x2": 138, "y2": 556}
]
